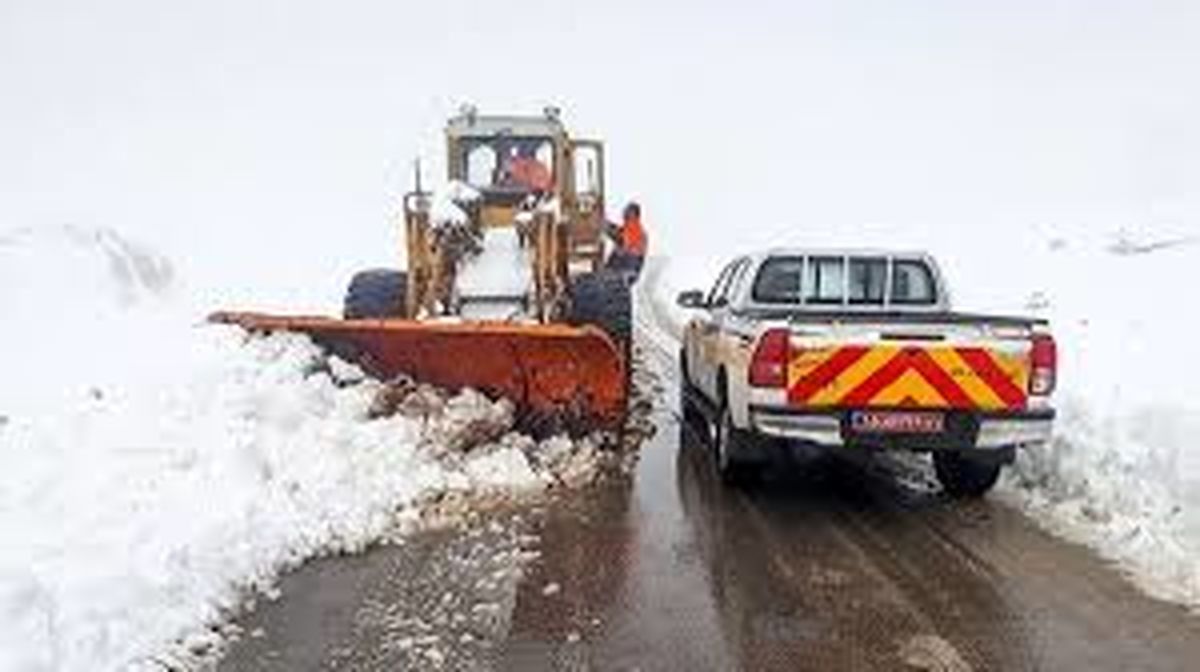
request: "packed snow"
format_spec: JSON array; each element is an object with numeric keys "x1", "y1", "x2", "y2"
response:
[
  {"x1": 0, "y1": 226, "x2": 605, "y2": 671},
  {"x1": 427, "y1": 181, "x2": 480, "y2": 230},
  {"x1": 456, "y1": 227, "x2": 533, "y2": 320},
  {"x1": 444, "y1": 180, "x2": 482, "y2": 204},
  {"x1": 650, "y1": 221, "x2": 1200, "y2": 609}
]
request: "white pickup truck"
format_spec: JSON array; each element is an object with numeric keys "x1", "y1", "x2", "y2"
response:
[{"x1": 677, "y1": 249, "x2": 1056, "y2": 496}]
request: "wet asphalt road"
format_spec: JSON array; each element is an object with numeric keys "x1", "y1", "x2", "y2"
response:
[{"x1": 219, "y1": 320, "x2": 1200, "y2": 671}]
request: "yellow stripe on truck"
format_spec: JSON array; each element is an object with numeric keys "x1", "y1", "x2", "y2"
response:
[
  {"x1": 785, "y1": 343, "x2": 1031, "y2": 411},
  {"x1": 806, "y1": 346, "x2": 896, "y2": 407}
]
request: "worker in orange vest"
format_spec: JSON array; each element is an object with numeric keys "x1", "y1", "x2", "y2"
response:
[
  {"x1": 608, "y1": 201, "x2": 648, "y2": 281},
  {"x1": 505, "y1": 150, "x2": 553, "y2": 193}
]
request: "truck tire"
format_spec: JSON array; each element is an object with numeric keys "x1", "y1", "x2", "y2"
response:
[
  {"x1": 933, "y1": 451, "x2": 1002, "y2": 498},
  {"x1": 679, "y1": 349, "x2": 706, "y2": 429},
  {"x1": 343, "y1": 269, "x2": 407, "y2": 319},
  {"x1": 713, "y1": 378, "x2": 761, "y2": 487},
  {"x1": 568, "y1": 269, "x2": 633, "y2": 355}
]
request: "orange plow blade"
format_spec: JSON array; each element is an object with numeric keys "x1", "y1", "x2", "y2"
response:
[{"x1": 210, "y1": 312, "x2": 628, "y2": 433}]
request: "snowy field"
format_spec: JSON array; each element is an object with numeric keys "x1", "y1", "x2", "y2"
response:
[
  {"x1": 0, "y1": 226, "x2": 605, "y2": 671},
  {"x1": 649, "y1": 220, "x2": 1200, "y2": 610}
]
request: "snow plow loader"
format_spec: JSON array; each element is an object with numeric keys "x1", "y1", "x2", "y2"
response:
[{"x1": 212, "y1": 107, "x2": 633, "y2": 433}]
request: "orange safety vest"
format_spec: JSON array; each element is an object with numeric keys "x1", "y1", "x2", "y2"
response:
[{"x1": 620, "y1": 216, "x2": 647, "y2": 256}]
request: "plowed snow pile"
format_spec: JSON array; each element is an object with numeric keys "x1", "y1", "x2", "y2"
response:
[
  {"x1": 652, "y1": 222, "x2": 1200, "y2": 609},
  {"x1": 0, "y1": 226, "x2": 604, "y2": 671},
  {"x1": 995, "y1": 227, "x2": 1200, "y2": 608}
]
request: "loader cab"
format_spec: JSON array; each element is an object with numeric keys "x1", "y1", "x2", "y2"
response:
[
  {"x1": 459, "y1": 135, "x2": 556, "y2": 196},
  {"x1": 445, "y1": 108, "x2": 606, "y2": 236}
]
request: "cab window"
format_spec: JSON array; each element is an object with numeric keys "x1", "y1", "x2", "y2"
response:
[
  {"x1": 751, "y1": 256, "x2": 803, "y2": 304},
  {"x1": 466, "y1": 145, "x2": 497, "y2": 187},
  {"x1": 723, "y1": 258, "x2": 752, "y2": 304},
  {"x1": 891, "y1": 260, "x2": 937, "y2": 305},
  {"x1": 706, "y1": 262, "x2": 738, "y2": 307},
  {"x1": 848, "y1": 258, "x2": 887, "y2": 305},
  {"x1": 804, "y1": 257, "x2": 845, "y2": 305}
]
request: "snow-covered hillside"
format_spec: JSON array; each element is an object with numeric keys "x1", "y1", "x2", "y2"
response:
[
  {"x1": 651, "y1": 224, "x2": 1200, "y2": 608},
  {"x1": 999, "y1": 228, "x2": 1200, "y2": 608},
  {"x1": 0, "y1": 226, "x2": 602, "y2": 671}
]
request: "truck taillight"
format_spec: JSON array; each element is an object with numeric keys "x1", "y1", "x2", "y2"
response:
[
  {"x1": 1030, "y1": 333, "x2": 1057, "y2": 396},
  {"x1": 749, "y1": 328, "x2": 791, "y2": 388}
]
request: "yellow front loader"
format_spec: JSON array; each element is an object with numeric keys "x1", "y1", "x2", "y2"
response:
[{"x1": 214, "y1": 107, "x2": 635, "y2": 433}]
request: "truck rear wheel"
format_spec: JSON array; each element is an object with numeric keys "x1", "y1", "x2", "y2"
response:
[
  {"x1": 933, "y1": 451, "x2": 1002, "y2": 498},
  {"x1": 713, "y1": 382, "x2": 761, "y2": 487},
  {"x1": 344, "y1": 269, "x2": 407, "y2": 319}
]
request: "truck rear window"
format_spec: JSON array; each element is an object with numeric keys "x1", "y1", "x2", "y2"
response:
[
  {"x1": 849, "y1": 258, "x2": 886, "y2": 305},
  {"x1": 751, "y1": 255, "x2": 938, "y2": 306},
  {"x1": 892, "y1": 260, "x2": 936, "y2": 305},
  {"x1": 804, "y1": 257, "x2": 845, "y2": 304},
  {"x1": 751, "y1": 257, "x2": 803, "y2": 303}
]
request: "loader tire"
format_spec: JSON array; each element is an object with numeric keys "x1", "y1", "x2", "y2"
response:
[
  {"x1": 343, "y1": 269, "x2": 407, "y2": 319},
  {"x1": 568, "y1": 270, "x2": 632, "y2": 351}
]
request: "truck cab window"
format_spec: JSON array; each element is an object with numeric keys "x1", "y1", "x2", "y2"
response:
[
  {"x1": 849, "y1": 258, "x2": 887, "y2": 305},
  {"x1": 804, "y1": 257, "x2": 845, "y2": 305},
  {"x1": 723, "y1": 258, "x2": 752, "y2": 303},
  {"x1": 707, "y1": 262, "x2": 738, "y2": 307},
  {"x1": 752, "y1": 256, "x2": 803, "y2": 303},
  {"x1": 891, "y1": 260, "x2": 936, "y2": 305}
]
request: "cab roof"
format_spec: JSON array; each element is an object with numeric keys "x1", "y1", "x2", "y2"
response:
[
  {"x1": 446, "y1": 109, "x2": 567, "y2": 139},
  {"x1": 757, "y1": 247, "x2": 935, "y2": 260}
]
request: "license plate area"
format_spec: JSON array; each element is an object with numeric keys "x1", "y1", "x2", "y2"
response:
[{"x1": 850, "y1": 410, "x2": 945, "y2": 434}]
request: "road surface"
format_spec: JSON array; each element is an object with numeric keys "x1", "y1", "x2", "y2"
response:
[{"x1": 217, "y1": 293, "x2": 1200, "y2": 671}]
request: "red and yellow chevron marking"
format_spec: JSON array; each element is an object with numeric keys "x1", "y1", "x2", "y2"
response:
[{"x1": 786, "y1": 344, "x2": 1029, "y2": 411}]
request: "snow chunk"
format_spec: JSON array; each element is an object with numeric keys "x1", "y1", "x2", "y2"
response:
[
  {"x1": 536, "y1": 197, "x2": 561, "y2": 217},
  {"x1": 457, "y1": 228, "x2": 532, "y2": 300},
  {"x1": 430, "y1": 193, "x2": 469, "y2": 229},
  {"x1": 462, "y1": 440, "x2": 543, "y2": 492},
  {"x1": 428, "y1": 180, "x2": 480, "y2": 229},
  {"x1": 446, "y1": 180, "x2": 481, "y2": 203}
]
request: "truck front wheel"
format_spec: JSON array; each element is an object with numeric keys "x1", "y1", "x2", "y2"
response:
[
  {"x1": 679, "y1": 349, "x2": 706, "y2": 429},
  {"x1": 933, "y1": 451, "x2": 1002, "y2": 498}
]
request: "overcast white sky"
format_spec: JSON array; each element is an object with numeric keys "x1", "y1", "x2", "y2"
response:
[{"x1": 2, "y1": 0, "x2": 1197, "y2": 309}]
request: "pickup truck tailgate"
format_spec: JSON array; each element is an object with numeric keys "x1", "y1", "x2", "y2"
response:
[{"x1": 786, "y1": 340, "x2": 1031, "y2": 411}]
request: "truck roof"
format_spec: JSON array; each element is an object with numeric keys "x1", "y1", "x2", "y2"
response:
[{"x1": 758, "y1": 247, "x2": 935, "y2": 260}]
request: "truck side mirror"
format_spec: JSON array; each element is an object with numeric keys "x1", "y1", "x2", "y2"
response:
[{"x1": 676, "y1": 290, "x2": 707, "y2": 309}]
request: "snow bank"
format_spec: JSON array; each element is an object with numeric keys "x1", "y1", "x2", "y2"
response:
[
  {"x1": 995, "y1": 227, "x2": 1200, "y2": 607},
  {"x1": 650, "y1": 223, "x2": 1200, "y2": 608},
  {"x1": 0, "y1": 225, "x2": 179, "y2": 418},
  {"x1": 0, "y1": 225, "x2": 603, "y2": 671}
]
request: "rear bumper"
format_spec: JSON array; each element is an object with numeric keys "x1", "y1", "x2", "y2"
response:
[{"x1": 748, "y1": 405, "x2": 1055, "y2": 450}]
